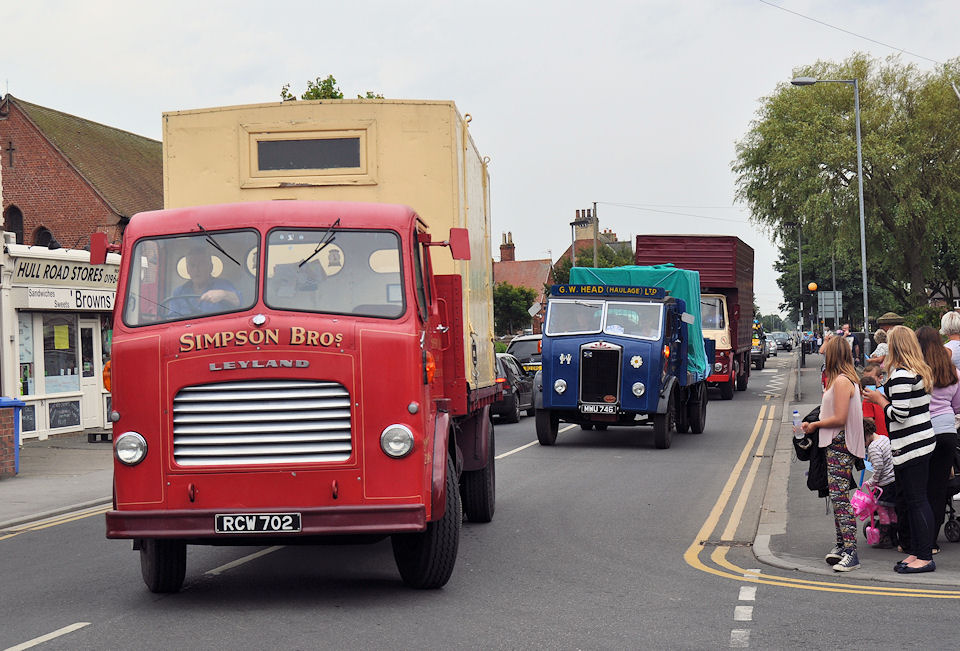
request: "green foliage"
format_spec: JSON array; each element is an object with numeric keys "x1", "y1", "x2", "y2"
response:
[
  {"x1": 734, "y1": 53, "x2": 960, "y2": 321},
  {"x1": 280, "y1": 75, "x2": 383, "y2": 101},
  {"x1": 552, "y1": 243, "x2": 634, "y2": 284},
  {"x1": 493, "y1": 282, "x2": 538, "y2": 336},
  {"x1": 759, "y1": 314, "x2": 785, "y2": 332},
  {"x1": 494, "y1": 341, "x2": 508, "y2": 353},
  {"x1": 902, "y1": 305, "x2": 948, "y2": 331}
]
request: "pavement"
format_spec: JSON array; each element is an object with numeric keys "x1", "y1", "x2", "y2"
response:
[{"x1": 3, "y1": 356, "x2": 960, "y2": 586}]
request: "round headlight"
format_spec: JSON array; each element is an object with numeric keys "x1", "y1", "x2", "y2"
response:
[
  {"x1": 115, "y1": 431, "x2": 147, "y2": 466},
  {"x1": 714, "y1": 362, "x2": 723, "y2": 373},
  {"x1": 554, "y1": 379, "x2": 567, "y2": 394},
  {"x1": 380, "y1": 424, "x2": 414, "y2": 458},
  {"x1": 632, "y1": 382, "x2": 646, "y2": 397}
]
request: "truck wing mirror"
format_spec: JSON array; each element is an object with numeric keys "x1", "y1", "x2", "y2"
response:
[
  {"x1": 681, "y1": 312, "x2": 695, "y2": 324},
  {"x1": 448, "y1": 228, "x2": 471, "y2": 260}
]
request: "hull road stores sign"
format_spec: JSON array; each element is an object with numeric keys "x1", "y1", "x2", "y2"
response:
[{"x1": 10, "y1": 254, "x2": 119, "y2": 311}]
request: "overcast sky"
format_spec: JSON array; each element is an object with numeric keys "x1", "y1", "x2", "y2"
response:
[{"x1": 3, "y1": 1, "x2": 957, "y2": 314}]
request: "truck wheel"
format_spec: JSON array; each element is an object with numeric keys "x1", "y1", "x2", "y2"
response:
[
  {"x1": 675, "y1": 394, "x2": 690, "y2": 434},
  {"x1": 140, "y1": 538, "x2": 187, "y2": 593},
  {"x1": 653, "y1": 390, "x2": 675, "y2": 449},
  {"x1": 535, "y1": 409, "x2": 559, "y2": 445},
  {"x1": 757, "y1": 356, "x2": 765, "y2": 370},
  {"x1": 687, "y1": 383, "x2": 707, "y2": 434},
  {"x1": 736, "y1": 370, "x2": 748, "y2": 391},
  {"x1": 460, "y1": 427, "x2": 495, "y2": 523},
  {"x1": 719, "y1": 380, "x2": 734, "y2": 400},
  {"x1": 503, "y1": 390, "x2": 521, "y2": 423},
  {"x1": 392, "y1": 455, "x2": 461, "y2": 589}
]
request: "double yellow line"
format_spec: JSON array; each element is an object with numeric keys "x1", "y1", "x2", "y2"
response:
[
  {"x1": 685, "y1": 399, "x2": 960, "y2": 598},
  {"x1": 0, "y1": 505, "x2": 110, "y2": 542}
]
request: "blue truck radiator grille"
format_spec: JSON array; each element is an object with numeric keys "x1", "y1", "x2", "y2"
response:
[
  {"x1": 172, "y1": 379, "x2": 352, "y2": 466},
  {"x1": 579, "y1": 348, "x2": 621, "y2": 403}
]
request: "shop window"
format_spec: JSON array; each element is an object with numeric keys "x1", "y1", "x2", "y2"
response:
[
  {"x1": 43, "y1": 314, "x2": 79, "y2": 393},
  {"x1": 18, "y1": 313, "x2": 34, "y2": 395}
]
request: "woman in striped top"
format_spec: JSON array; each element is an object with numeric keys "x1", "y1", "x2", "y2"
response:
[{"x1": 864, "y1": 325, "x2": 937, "y2": 573}]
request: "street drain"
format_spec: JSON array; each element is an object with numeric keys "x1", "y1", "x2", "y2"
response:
[{"x1": 700, "y1": 539, "x2": 753, "y2": 547}]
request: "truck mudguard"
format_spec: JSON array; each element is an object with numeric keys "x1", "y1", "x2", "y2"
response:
[
  {"x1": 657, "y1": 375, "x2": 679, "y2": 415},
  {"x1": 456, "y1": 405, "x2": 492, "y2": 472},
  {"x1": 430, "y1": 411, "x2": 452, "y2": 521}
]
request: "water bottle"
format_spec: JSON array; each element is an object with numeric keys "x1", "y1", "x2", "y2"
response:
[{"x1": 792, "y1": 409, "x2": 803, "y2": 439}]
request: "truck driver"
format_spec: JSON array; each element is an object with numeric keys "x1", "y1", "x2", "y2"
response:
[{"x1": 166, "y1": 246, "x2": 240, "y2": 316}]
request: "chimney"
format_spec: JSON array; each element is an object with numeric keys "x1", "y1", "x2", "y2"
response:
[{"x1": 500, "y1": 231, "x2": 515, "y2": 262}]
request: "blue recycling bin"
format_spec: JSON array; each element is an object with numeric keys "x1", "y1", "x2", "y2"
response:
[{"x1": 0, "y1": 397, "x2": 26, "y2": 475}]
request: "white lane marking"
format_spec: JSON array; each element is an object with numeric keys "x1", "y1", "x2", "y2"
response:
[
  {"x1": 495, "y1": 441, "x2": 537, "y2": 459},
  {"x1": 495, "y1": 424, "x2": 577, "y2": 460},
  {"x1": 738, "y1": 586, "x2": 756, "y2": 601},
  {"x1": 205, "y1": 546, "x2": 283, "y2": 576},
  {"x1": 5, "y1": 622, "x2": 90, "y2": 651},
  {"x1": 744, "y1": 569, "x2": 761, "y2": 575},
  {"x1": 734, "y1": 606, "x2": 753, "y2": 621},
  {"x1": 729, "y1": 629, "x2": 750, "y2": 648}
]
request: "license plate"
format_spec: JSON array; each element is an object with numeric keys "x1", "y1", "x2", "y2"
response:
[
  {"x1": 523, "y1": 363, "x2": 542, "y2": 373},
  {"x1": 215, "y1": 513, "x2": 302, "y2": 534},
  {"x1": 580, "y1": 403, "x2": 617, "y2": 414}
]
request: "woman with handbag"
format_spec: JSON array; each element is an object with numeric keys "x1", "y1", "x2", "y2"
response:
[
  {"x1": 801, "y1": 335, "x2": 865, "y2": 572},
  {"x1": 864, "y1": 325, "x2": 937, "y2": 573}
]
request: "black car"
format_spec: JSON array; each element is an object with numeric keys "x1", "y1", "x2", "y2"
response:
[
  {"x1": 492, "y1": 352, "x2": 535, "y2": 422},
  {"x1": 770, "y1": 331, "x2": 792, "y2": 351},
  {"x1": 505, "y1": 334, "x2": 542, "y2": 375}
]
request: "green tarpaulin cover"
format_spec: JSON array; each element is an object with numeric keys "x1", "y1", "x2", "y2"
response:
[{"x1": 569, "y1": 265, "x2": 707, "y2": 377}]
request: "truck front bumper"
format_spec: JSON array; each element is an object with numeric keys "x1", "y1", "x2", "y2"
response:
[{"x1": 106, "y1": 504, "x2": 426, "y2": 539}]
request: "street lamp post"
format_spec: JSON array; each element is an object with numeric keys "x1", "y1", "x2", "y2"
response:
[{"x1": 791, "y1": 76, "x2": 871, "y2": 357}]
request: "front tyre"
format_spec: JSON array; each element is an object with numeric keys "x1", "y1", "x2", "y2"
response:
[
  {"x1": 140, "y1": 539, "x2": 187, "y2": 594},
  {"x1": 392, "y1": 455, "x2": 461, "y2": 589},
  {"x1": 503, "y1": 390, "x2": 521, "y2": 423},
  {"x1": 461, "y1": 427, "x2": 495, "y2": 523},
  {"x1": 719, "y1": 379, "x2": 735, "y2": 400},
  {"x1": 653, "y1": 389, "x2": 676, "y2": 449},
  {"x1": 535, "y1": 409, "x2": 559, "y2": 445}
]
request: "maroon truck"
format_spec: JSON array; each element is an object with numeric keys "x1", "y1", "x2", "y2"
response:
[{"x1": 635, "y1": 235, "x2": 754, "y2": 400}]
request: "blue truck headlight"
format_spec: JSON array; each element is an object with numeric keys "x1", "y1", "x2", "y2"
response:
[
  {"x1": 554, "y1": 379, "x2": 567, "y2": 394},
  {"x1": 381, "y1": 424, "x2": 414, "y2": 458},
  {"x1": 632, "y1": 382, "x2": 646, "y2": 397},
  {"x1": 115, "y1": 431, "x2": 148, "y2": 466}
]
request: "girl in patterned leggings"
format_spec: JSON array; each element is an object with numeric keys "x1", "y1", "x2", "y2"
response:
[{"x1": 802, "y1": 335, "x2": 866, "y2": 571}]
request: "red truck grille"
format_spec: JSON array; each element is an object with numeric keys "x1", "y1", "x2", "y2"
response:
[{"x1": 172, "y1": 379, "x2": 352, "y2": 466}]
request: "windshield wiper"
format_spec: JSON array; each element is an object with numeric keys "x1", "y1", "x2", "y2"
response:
[
  {"x1": 196, "y1": 223, "x2": 240, "y2": 266},
  {"x1": 299, "y1": 218, "x2": 340, "y2": 268}
]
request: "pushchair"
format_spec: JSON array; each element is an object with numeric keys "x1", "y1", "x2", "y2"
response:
[{"x1": 942, "y1": 445, "x2": 960, "y2": 542}]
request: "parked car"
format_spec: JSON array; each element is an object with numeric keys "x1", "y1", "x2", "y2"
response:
[
  {"x1": 770, "y1": 331, "x2": 792, "y2": 351},
  {"x1": 492, "y1": 353, "x2": 535, "y2": 422},
  {"x1": 766, "y1": 338, "x2": 777, "y2": 357},
  {"x1": 505, "y1": 334, "x2": 542, "y2": 375}
]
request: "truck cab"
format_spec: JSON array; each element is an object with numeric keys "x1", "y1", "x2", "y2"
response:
[{"x1": 534, "y1": 284, "x2": 710, "y2": 449}]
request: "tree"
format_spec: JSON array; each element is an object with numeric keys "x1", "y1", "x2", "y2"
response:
[
  {"x1": 493, "y1": 282, "x2": 538, "y2": 336},
  {"x1": 734, "y1": 53, "x2": 960, "y2": 321},
  {"x1": 552, "y1": 243, "x2": 634, "y2": 284},
  {"x1": 281, "y1": 74, "x2": 383, "y2": 101}
]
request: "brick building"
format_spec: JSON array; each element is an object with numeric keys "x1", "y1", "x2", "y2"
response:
[
  {"x1": 493, "y1": 232, "x2": 555, "y2": 334},
  {"x1": 0, "y1": 95, "x2": 161, "y2": 248}
]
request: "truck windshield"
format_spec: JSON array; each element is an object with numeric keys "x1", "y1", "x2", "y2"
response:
[
  {"x1": 122, "y1": 230, "x2": 259, "y2": 326},
  {"x1": 545, "y1": 300, "x2": 603, "y2": 335},
  {"x1": 604, "y1": 302, "x2": 662, "y2": 339},
  {"x1": 265, "y1": 229, "x2": 404, "y2": 318},
  {"x1": 700, "y1": 297, "x2": 726, "y2": 330}
]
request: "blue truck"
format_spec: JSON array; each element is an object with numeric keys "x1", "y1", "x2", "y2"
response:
[{"x1": 534, "y1": 266, "x2": 714, "y2": 449}]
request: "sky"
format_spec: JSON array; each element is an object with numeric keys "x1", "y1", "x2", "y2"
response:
[{"x1": 2, "y1": 0, "x2": 957, "y2": 315}]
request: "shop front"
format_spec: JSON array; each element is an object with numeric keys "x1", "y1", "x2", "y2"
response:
[{"x1": 1, "y1": 240, "x2": 120, "y2": 440}]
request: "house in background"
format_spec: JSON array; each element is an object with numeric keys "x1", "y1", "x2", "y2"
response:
[
  {"x1": 0, "y1": 95, "x2": 161, "y2": 247},
  {"x1": 493, "y1": 232, "x2": 554, "y2": 334}
]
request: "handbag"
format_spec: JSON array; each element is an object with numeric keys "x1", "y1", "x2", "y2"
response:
[{"x1": 851, "y1": 481, "x2": 882, "y2": 521}]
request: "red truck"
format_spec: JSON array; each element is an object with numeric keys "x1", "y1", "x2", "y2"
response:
[
  {"x1": 94, "y1": 100, "x2": 499, "y2": 592},
  {"x1": 635, "y1": 235, "x2": 754, "y2": 400}
]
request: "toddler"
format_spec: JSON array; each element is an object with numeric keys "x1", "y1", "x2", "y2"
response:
[
  {"x1": 863, "y1": 417, "x2": 897, "y2": 547},
  {"x1": 860, "y1": 365, "x2": 889, "y2": 437}
]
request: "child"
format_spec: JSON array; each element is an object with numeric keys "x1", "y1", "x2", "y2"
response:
[
  {"x1": 861, "y1": 364, "x2": 889, "y2": 437},
  {"x1": 863, "y1": 417, "x2": 897, "y2": 548}
]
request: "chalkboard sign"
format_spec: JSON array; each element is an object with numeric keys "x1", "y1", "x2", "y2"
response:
[
  {"x1": 21, "y1": 404, "x2": 36, "y2": 432},
  {"x1": 49, "y1": 400, "x2": 80, "y2": 429}
]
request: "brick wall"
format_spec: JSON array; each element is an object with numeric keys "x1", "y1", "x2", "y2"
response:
[
  {"x1": 0, "y1": 106, "x2": 121, "y2": 246},
  {"x1": 0, "y1": 407, "x2": 15, "y2": 478}
]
